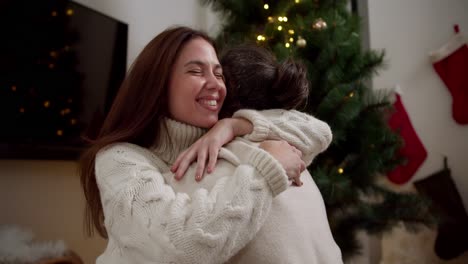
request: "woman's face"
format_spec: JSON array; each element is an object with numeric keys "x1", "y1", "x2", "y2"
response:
[{"x1": 168, "y1": 37, "x2": 226, "y2": 128}]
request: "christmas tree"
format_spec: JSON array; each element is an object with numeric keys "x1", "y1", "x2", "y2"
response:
[
  {"x1": 0, "y1": 0, "x2": 82, "y2": 146},
  {"x1": 202, "y1": 0, "x2": 434, "y2": 259}
]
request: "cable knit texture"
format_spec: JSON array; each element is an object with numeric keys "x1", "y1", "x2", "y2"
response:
[
  {"x1": 95, "y1": 110, "x2": 340, "y2": 264},
  {"x1": 95, "y1": 116, "x2": 289, "y2": 264},
  {"x1": 233, "y1": 109, "x2": 333, "y2": 165}
]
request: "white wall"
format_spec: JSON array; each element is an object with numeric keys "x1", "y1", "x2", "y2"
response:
[
  {"x1": 368, "y1": 0, "x2": 468, "y2": 207},
  {"x1": 0, "y1": 1, "x2": 216, "y2": 263}
]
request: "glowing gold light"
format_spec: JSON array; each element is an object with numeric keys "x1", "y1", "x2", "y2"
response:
[
  {"x1": 278, "y1": 17, "x2": 283, "y2": 22},
  {"x1": 288, "y1": 29, "x2": 295, "y2": 34},
  {"x1": 60, "y1": 108, "x2": 71, "y2": 116},
  {"x1": 66, "y1": 9, "x2": 74, "y2": 16},
  {"x1": 277, "y1": 25, "x2": 283, "y2": 31},
  {"x1": 349, "y1": 92, "x2": 355, "y2": 97},
  {"x1": 285, "y1": 43, "x2": 290, "y2": 48},
  {"x1": 43, "y1": 101, "x2": 50, "y2": 108},
  {"x1": 283, "y1": 17, "x2": 288, "y2": 22},
  {"x1": 263, "y1": 4, "x2": 269, "y2": 9},
  {"x1": 295, "y1": 0, "x2": 300, "y2": 3},
  {"x1": 289, "y1": 37, "x2": 294, "y2": 42},
  {"x1": 338, "y1": 168, "x2": 344, "y2": 174},
  {"x1": 57, "y1": 130, "x2": 63, "y2": 136}
]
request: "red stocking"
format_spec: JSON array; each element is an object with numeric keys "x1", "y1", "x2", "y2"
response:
[
  {"x1": 430, "y1": 26, "x2": 468, "y2": 125},
  {"x1": 387, "y1": 93, "x2": 428, "y2": 184}
]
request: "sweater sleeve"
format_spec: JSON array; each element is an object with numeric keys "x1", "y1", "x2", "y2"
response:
[
  {"x1": 95, "y1": 143, "x2": 288, "y2": 264},
  {"x1": 232, "y1": 109, "x2": 333, "y2": 166}
]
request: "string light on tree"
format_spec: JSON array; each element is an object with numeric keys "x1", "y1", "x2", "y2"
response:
[
  {"x1": 338, "y1": 168, "x2": 344, "y2": 174},
  {"x1": 312, "y1": 18, "x2": 327, "y2": 30},
  {"x1": 288, "y1": 29, "x2": 295, "y2": 35},
  {"x1": 268, "y1": 16, "x2": 274, "y2": 23},
  {"x1": 285, "y1": 42, "x2": 290, "y2": 48},
  {"x1": 257, "y1": 35, "x2": 266, "y2": 41},
  {"x1": 60, "y1": 108, "x2": 71, "y2": 116},
  {"x1": 263, "y1": 4, "x2": 269, "y2": 10},
  {"x1": 295, "y1": 0, "x2": 300, "y2": 3},
  {"x1": 289, "y1": 37, "x2": 294, "y2": 42},
  {"x1": 43, "y1": 101, "x2": 50, "y2": 108},
  {"x1": 277, "y1": 25, "x2": 283, "y2": 31},
  {"x1": 66, "y1": 8, "x2": 74, "y2": 16},
  {"x1": 278, "y1": 16, "x2": 288, "y2": 22}
]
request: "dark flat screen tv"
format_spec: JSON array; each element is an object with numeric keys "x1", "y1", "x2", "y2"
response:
[{"x1": 0, "y1": 0, "x2": 127, "y2": 160}]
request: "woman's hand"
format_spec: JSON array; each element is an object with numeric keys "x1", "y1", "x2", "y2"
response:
[
  {"x1": 259, "y1": 140, "x2": 306, "y2": 186},
  {"x1": 171, "y1": 118, "x2": 254, "y2": 181}
]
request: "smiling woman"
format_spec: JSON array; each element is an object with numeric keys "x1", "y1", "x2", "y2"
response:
[{"x1": 168, "y1": 38, "x2": 226, "y2": 128}]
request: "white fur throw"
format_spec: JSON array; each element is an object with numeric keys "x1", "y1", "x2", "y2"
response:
[{"x1": 0, "y1": 225, "x2": 67, "y2": 264}]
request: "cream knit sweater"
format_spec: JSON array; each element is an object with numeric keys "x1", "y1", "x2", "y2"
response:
[{"x1": 95, "y1": 109, "x2": 340, "y2": 264}]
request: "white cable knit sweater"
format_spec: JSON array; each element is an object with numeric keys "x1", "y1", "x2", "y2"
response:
[
  {"x1": 173, "y1": 110, "x2": 342, "y2": 264},
  {"x1": 95, "y1": 109, "x2": 341, "y2": 264}
]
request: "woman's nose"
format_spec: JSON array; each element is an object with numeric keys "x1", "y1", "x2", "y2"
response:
[{"x1": 205, "y1": 73, "x2": 224, "y2": 90}]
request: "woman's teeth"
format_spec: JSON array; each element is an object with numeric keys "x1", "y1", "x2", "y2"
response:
[{"x1": 200, "y1": 100, "x2": 217, "y2": 106}]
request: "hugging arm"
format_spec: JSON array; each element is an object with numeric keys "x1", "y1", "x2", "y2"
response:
[
  {"x1": 173, "y1": 109, "x2": 332, "y2": 180},
  {"x1": 233, "y1": 109, "x2": 333, "y2": 166}
]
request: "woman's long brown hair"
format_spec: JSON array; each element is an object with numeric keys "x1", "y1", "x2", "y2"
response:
[{"x1": 79, "y1": 26, "x2": 217, "y2": 238}]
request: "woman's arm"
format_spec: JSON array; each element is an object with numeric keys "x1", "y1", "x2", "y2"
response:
[
  {"x1": 173, "y1": 109, "x2": 332, "y2": 179},
  {"x1": 233, "y1": 109, "x2": 333, "y2": 166},
  {"x1": 96, "y1": 142, "x2": 288, "y2": 264}
]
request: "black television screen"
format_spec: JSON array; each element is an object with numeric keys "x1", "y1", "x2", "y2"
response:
[{"x1": 0, "y1": 0, "x2": 127, "y2": 159}]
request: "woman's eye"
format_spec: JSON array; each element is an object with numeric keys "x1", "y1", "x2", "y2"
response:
[
  {"x1": 188, "y1": 70, "x2": 202, "y2": 75},
  {"x1": 215, "y1": 73, "x2": 224, "y2": 79}
]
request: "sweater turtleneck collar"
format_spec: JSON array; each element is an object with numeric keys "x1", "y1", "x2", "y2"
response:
[{"x1": 151, "y1": 118, "x2": 206, "y2": 165}]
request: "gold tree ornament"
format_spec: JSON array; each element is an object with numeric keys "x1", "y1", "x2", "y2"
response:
[
  {"x1": 296, "y1": 37, "x2": 306, "y2": 47},
  {"x1": 312, "y1": 18, "x2": 327, "y2": 30}
]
